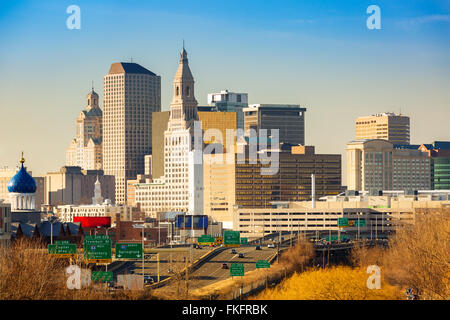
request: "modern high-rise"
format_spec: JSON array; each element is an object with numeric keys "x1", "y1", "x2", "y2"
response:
[
  {"x1": 132, "y1": 47, "x2": 203, "y2": 218},
  {"x1": 103, "y1": 62, "x2": 161, "y2": 204},
  {"x1": 244, "y1": 104, "x2": 307, "y2": 145},
  {"x1": 346, "y1": 139, "x2": 431, "y2": 192},
  {"x1": 355, "y1": 112, "x2": 410, "y2": 145},
  {"x1": 207, "y1": 90, "x2": 248, "y2": 129},
  {"x1": 66, "y1": 88, "x2": 103, "y2": 170}
]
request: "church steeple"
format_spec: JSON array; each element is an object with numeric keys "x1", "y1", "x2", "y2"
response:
[{"x1": 169, "y1": 45, "x2": 198, "y2": 129}]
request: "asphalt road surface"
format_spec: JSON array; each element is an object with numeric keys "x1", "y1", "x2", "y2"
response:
[
  {"x1": 132, "y1": 248, "x2": 212, "y2": 281},
  {"x1": 186, "y1": 245, "x2": 277, "y2": 290}
]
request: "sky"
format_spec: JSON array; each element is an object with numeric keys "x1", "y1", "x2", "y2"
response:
[{"x1": 0, "y1": 0, "x2": 449, "y2": 184}]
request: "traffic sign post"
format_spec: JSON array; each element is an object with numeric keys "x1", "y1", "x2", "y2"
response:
[
  {"x1": 115, "y1": 243, "x2": 143, "y2": 259},
  {"x1": 224, "y1": 230, "x2": 240, "y2": 247},
  {"x1": 84, "y1": 235, "x2": 112, "y2": 263},
  {"x1": 230, "y1": 263, "x2": 244, "y2": 277},
  {"x1": 256, "y1": 260, "x2": 270, "y2": 269}
]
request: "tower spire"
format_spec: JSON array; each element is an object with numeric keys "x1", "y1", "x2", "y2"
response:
[{"x1": 20, "y1": 151, "x2": 25, "y2": 164}]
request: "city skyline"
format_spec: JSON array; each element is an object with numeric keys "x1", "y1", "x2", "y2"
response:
[{"x1": 1, "y1": 0, "x2": 450, "y2": 184}]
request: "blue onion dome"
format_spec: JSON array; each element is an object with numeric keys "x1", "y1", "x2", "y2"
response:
[{"x1": 7, "y1": 154, "x2": 37, "y2": 193}]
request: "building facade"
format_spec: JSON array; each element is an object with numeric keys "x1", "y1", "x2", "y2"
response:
[
  {"x1": 244, "y1": 104, "x2": 307, "y2": 146},
  {"x1": 234, "y1": 191, "x2": 450, "y2": 238},
  {"x1": 43, "y1": 166, "x2": 115, "y2": 206},
  {"x1": 235, "y1": 144, "x2": 341, "y2": 208},
  {"x1": 355, "y1": 112, "x2": 410, "y2": 145},
  {"x1": 66, "y1": 88, "x2": 103, "y2": 170},
  {"x1": 347, "y1": 139, "x2": 431, "y2": 192},
  {"x1": 103, "y1": 62, "x2": 161, "y2": 204},
  {"x1": 203, "y1": 153, "x2": 236, "y2": 228},
  {"x1": 0, "y1": 200, "x2": 12, "y2": 244},
  {"x1": 198, "y1": 111, "x2": 237, "y2": 152},
  {"x1": 151, "y1": 111, "x2": 170, "y2": 180}
]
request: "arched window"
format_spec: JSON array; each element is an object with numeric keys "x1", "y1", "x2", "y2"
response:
[
  {"x1": 186, "y1": 86, "x2": 190, "y2": 97},
  {"x1": 176, "y1": 86, "x2": 179, "y2": 96}
]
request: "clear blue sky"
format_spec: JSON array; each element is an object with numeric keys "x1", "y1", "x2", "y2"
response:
[{"x1": 1, "y1": 0, "x2": 449, "y2": 183}]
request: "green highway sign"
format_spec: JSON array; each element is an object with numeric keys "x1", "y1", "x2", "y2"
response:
[
  {"x1": 256, "y1": 260, "x2": 270, "y2": 269},
  {"x1": 56, "y1": 240, "x2": 70, "y2": 245},
  {"x1": 224, "y1": 230, "x2": 240, "y2": 247},
  {"x1": 84, "y1": 235, "x2": 111, "y2": 262},
  {"x1": 48, "y1": 243, "x2": 77, "y2": 258},
  {"x1": 240, "y1": 237, "x2": 248, "y2": 245},
  {"x1": 230, "y1": 263, "x2": 244, "y2": 277},
  {"x1": 115, "y1": 243, "x2": 143, "y2": 259},
  {"x1": 355, "y1": 220, "x2": 366, "y2": 227},
  {"x1": 325, "y1": 235, "x2": 349, "y2": 242},
  {"x1": 338, "y1": 218, "x2": 349, "y2": 227},
  {"x1": 92, "y1": 271, "x2": 113, "y2": 283},
  {"x1": 197, "y1": 235, "x2": 215, "y2": 245}
]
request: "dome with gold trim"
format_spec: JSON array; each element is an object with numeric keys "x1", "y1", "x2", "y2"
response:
[{"x1": 7, "y1": 154, "x2": 36, "y2": 194}]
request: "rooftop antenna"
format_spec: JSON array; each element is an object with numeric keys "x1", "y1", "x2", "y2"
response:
[{"x1": 91, "y1": 80, "x2": 94, "y2": 91}]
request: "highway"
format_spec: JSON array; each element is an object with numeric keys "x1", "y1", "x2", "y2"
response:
[
  {"x1": 180, "y1": 245, "x2": 277, "y2": 290},
  {"x1": 131, "y1": 248, "x2": 211, "y2": 281}
]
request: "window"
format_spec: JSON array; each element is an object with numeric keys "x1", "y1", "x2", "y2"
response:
[
  {"x1": 176, "y1": 87, "x2": 179, "y2": 96},
  {"x1": 186, "y1": 86, "x2": 190, "y2": 97}
]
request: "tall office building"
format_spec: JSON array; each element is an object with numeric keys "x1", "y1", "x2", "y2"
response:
[
  {"x1": 346, "y1": 139, "x2": 430, "y2": 192},
  {"x1": 207, "y1": 90, "x2": 248, "y2": 129},
  {"x1": 66, "y1": 88, "x2": 103, "y2": 170},
  {"x1": 103, "y1": 62, "x2": 161, "y2": 204},
  {"x1": 132, "y1": 47, "x2": 203, "y2": 218},
  {"x1": 244, "y1": 104, "x2": 307, "y2": 145},
  {"x1": 355, "y1": 112, "x2": 410, "y2": 145}
]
